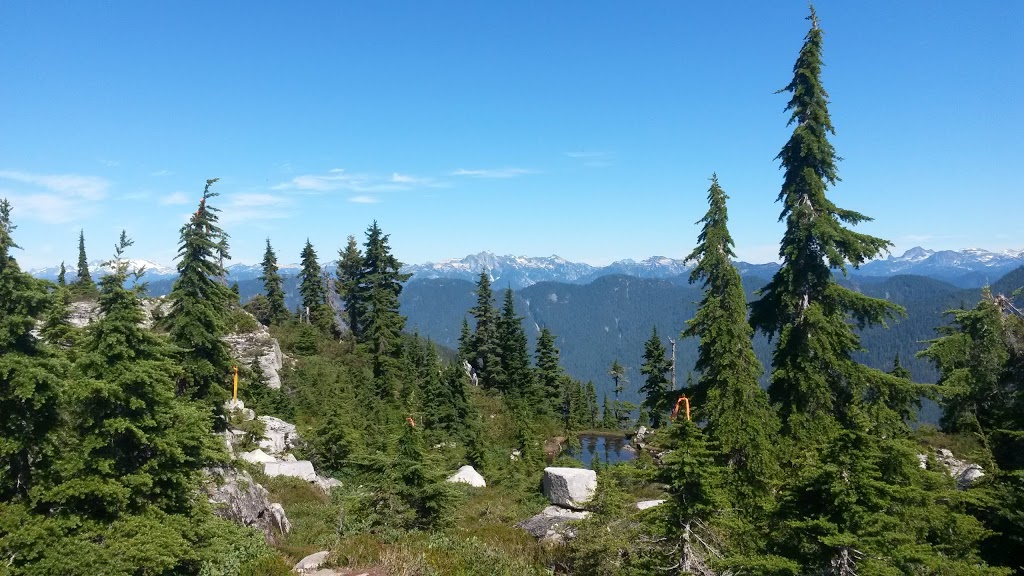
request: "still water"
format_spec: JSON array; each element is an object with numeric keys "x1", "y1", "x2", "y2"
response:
[{"x1": 569, "y1": 434, "x2": 637, "y2": 468}]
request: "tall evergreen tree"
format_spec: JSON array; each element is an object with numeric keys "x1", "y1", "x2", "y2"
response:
[
  {"x1": 535, "y1": 328, "x2": 563, "y2": 413},
  {"x1": 496, "y1": 288, "x2": 534, "y2": 402},
  {"x1": 259, "y1": 238, "x2": 288, "y2": 325},
  {"x1": 41, "y1": 283, "x2": 79, "y2": 351},
  {"x1": 355, "y1": 221, "x2": 411, "y2": 393},
  {"x1": 639, "y1": 327, "x2": 672, "y2": 428},
  {"x1": 684, "y1": 174, "x2": 780, "y2": 503},
  {"x1": 162, "y1": 180, "x2": 234, "y2": 404},
  {"x1": 457, "y1": 316, "x2": 473, "y2": 363},
  {"x1": 298, "y1": 239, "x2": 334, "y2": 333},
  {"x1": 585, "y1": 381, "x2": 599, "y2": 428},
  {"x1": 45, "y1": 232, "x2": 216, "y2": 520},
  {"x1": 336, "y1": 234, "x2": 364, "y2": 336},
  {"x1": 0, "y1": 199, "x2": 63, "y2": 501},
  {"x1": 469, "y1": 271, "x2": 501, "y2": 388},
  {"x1": 75, "y1": 229, "x2": 93, "y2": 287},
  {"x1": 747, "y1": 7, "x2": 906, "y2": 442},
  {"x1": 57, "y1": 261, "x2": 66, "y2": 286}
]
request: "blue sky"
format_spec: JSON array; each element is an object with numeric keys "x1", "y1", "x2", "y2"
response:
[{"x1": 1, "y1": 1, "x2": 1021, "y2": 269}]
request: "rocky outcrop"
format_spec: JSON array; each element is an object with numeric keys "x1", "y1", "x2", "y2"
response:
[
  {"x1": 933, "y1": 448, "x2": 986, "y2": 489},
  {"x1": 264, "y1": 460, "x2": 317, "y2": 482},
  {"x1": 631, "y1": 426, "x2": 651, "y2": 449},
  {"x1": 258, "y1": 415, "x2": 301, "y2": 454},
  {"x1": 293, "y1": 551, "x2": 330, "y2": 574},
  {"x1": 542, "y1": 467, "x2": 597, "y2": 510},
  {"x1": 446, "y1": 465, "x2": 486, "y2": 488},
  {"x1": 517, "y1": 506, "x2": 591, "y2": 543},
  {"x1": 224, "y1": 323, "x2": 285, "y2": 389},
  {"x1": 203, "y1": 468, "x2": 290, "y2": 544},
  {"x1": 68, "y1": 301, "x2": 100, "y2": 328}
]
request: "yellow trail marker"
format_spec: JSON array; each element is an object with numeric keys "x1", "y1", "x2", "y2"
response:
[{"x1": 232, "y1": 366, "x2": 239, "y2": 403}]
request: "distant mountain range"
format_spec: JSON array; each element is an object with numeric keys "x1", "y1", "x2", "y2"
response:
[{"x1": 29, "y1": 246, "x2": 1024, "y2": 289}]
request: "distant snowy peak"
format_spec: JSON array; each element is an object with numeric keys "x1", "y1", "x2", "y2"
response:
[
  {"x1": 403, "y1": 252, "x2": 597, "y2": 289},
  {"x1": 861, "y1": 246, "x2": 1024, "y2": 280},
  {"x1": 30, "y1": 259, "x2": 177, "y2": 280}
]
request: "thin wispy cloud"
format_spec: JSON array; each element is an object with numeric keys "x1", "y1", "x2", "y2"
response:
[
  {"x1": 230, "y1": 192, "x2": 289, "y2": 208},
  {"x1": 565, "y1": 151, "x2": 609, "y2": 159},
  {"x1": 566, "y1": 151, "x2": 613, "y2": 167},
  {"x1": 151, "y1": 169, "x2": 173, "y2": 177},
  {"x1": 0, "y1": 170, "x2": 110, "y2": 223},
  {"x1": 349, "y1": 195, "x2": 380, "y2": 204},
  {"x1": 159, "y1": 191, "x2": 191, "y2": 205},
  {"x1": 219, "y1": 193, "x2": 293, "y2": 224},
  {"x1": 99, "y1": 159, "x2": 121, "y2": 167},
  {"x1": 450, "y1": 167, "x2": 535, "y2": 179},
  {"x1": 272, "y1": 168, "x2": 446, "y2": 205}
]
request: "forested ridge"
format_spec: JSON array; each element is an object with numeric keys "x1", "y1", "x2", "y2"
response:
[{"x1": 3, "y1": 8, "x2": 1024, "y2": 576}]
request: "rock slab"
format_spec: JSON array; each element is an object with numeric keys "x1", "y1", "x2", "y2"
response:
[
  {"x1": 542, "y1": 467, "x2": 597, "y2": 509},
  {"x1": 446, "y1": 465, "x2": 486, "y2": 488},
  {"x1": 203, "y1": 468, "x2": 290, "y2": 544},
  {"x1": 293, "y1": 550, "x2": 330, "y2": 574},
  {"x1": 635, "y1": 499, "x2": 666, "y2": 510},
  {"x1": 517, "y1": 505, "x2": 591, "y2": 542},
  {"x1": 264, "y1": 460, "x2": 317, "y2": 482}
]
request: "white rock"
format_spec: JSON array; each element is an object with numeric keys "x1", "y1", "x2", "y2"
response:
[
  {"x1": 633, "y1": 425, "x2": 650, "y2": 447},
  {"x1": 314, "y1": 476, "x2": 343, "y2": 493},
  {"x1": 635, "y1": 499, "x2": 666, "y2": 510},
  {"x1": 284, "y1": 453, "x2": 297, "y2": 462},
  {"x1": 916, "y1": 454, "x2": 928, "y2": 469},
  {"x1": 240, "y1": 449, "x2": 277, "y2": 464},
  {"x1": 293, "y1": 550, "x2": 330, "y2": 574},
  {"x1": 933, "y1": 448, "x2": 986, "y2": 489},
  {"x1": 203, "y1": 468, "x2": 290, "y2": 544},
  {"x1": 517, "y1": 505, "x2": 591, "y2": 542},
  {"x1": 258, "y1": 415, "x2": 299, "y2": 456},
  {"x1": 543, "y1": 467, "x2": 597, "y2": 509},
  {"x1": 263, "y1": 460, "x2": 317, "y2": 482},
  {"x1": 446, "y1": 465, "x2": 486, "y2": 488}
]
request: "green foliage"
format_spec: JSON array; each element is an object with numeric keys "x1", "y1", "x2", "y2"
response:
[
  {"x1": 335, "y1": 234, "x2": 364, "y2": 336},
  {"x1": 683, "y1": 174, "x2": 781, "y2": 510},
  {"x1": 496, "y1": 288, "x2": 538, "y2": 406},
  {"x1": 259, "y1": 238, "x2": 289, "y2": 325},
  {"x1": 0, "y1": 199, "x2": 63, "y2": 502},
  {"x1": 638, "y1": 326, "x2": 671, "y2": 428},
  {"x1": 297, "y1": 239, "x2": 335, "y2": 335},
  {"x1": 162, "y1": 180, "x2": 234, "y2": 406},
  {"x1": 42, "y1": 231, "x2": 220, "y2": 521},
  {"x1": 748, "y1": 8, "x2": 907, "y2": 443},
  {"x1": 354, "y1": 221, "x2": 412, "y2": 392},
  {"x1": 469, "y1": 271, "x2": 502, "y2": 389}
]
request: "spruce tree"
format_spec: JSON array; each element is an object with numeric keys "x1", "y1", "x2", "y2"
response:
[
  {"x1": 0, "y1": 199, "x2": 63, "y2": 501},
  {"x1": 747, "y1": 7, "x2": 906, "y2": 442},
  {"x1": 336, "y1": 234, "x2": 364, "y2": 336},
  {"x1": 684, "y1": 174, "x2": 780, "y2": 503},
  {"x1": 45, "y1": 232, "x2": 216, "y2": 520},
  {"x1": 57, "y1": 261, "x2": 66, "y2": 286},
  {"x1": 259, "y1": 238, "x2": 288, "y2": 325},
  {"x1": 469, "y1": 271, "x2": 501, "y2": 388},
  {"x1": 585, "y1": 381, "x2": 599, "y2": 428},
  {"x1": 457, "y1": 316, "x2": 473, "y2": 363},
  {"x1": 357, "y1": 222, "x2": 411, "y2": 383},
  {"x1": 496, "y1": 288, "x2": 534, "y2": 402},
  {"x1": 639, "y1": 327, "x2": 671, "y2": 428},
  {"x1": 298, "y1": 239, "x2": 334, "y2": 334},
  {"x1": 535, "y1": 328, "x2": 563, "y2": 414},
  {"x1": 40, "y1": 284, "x2": 79, "y2": 351},
  {"x1": 162, "y1": 179, "x2": 234, "y2": 404},
  {"x1": 75, "y1": 229, "x2": 93, "y2": 287}
]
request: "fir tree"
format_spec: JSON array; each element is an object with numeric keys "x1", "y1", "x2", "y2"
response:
[
  {"x1": 469, "y1": 271, "x2": 501, "y2": 388},
  {"x1": 75, "y1": 229, "x2": 93, "y2": 286},
  {"x1": 457, "y1": 316, "x2": 473, "y2": 363},
  {"x1": 45, "y1": 232, "x2": 216, "y2": 520},
  {"x1": 40, "y1": 284, "x2": 79, "y2": 351},
  {"x1": 355, "y1": 221, "x2": 411, "y2": 392},
  {"x1": 748, "y1": 7, "x2": 906, "y2": 442},
  {"x1": 0, "y1": 199, "x2": 63, "y2": 501},
  {"x1": 601, "y1": 394, "x2": 614, "y2": 430},
  {"x1": 585, "y1": 381, "x2": 599, "y2": 428},
  {"x1": 259, "y1": 238, "x2": 288, "y2": 324},
  {"x1": 607, "y1": 359, "x2": 627, "y2": 427},
  {"x1": 162, "y1": 180, "x2": 234, "y2": 405},
  {"x1": 392, "y1": 419, "x2": 456, "y2": 529},
  {"x1": 684, "y1": 173, "x2": 780, "y2": 503},
  {"x1": 639, "y1": 327, "x2": 671, "y2": 428},
  {"x1": 298, "y1": 239, "x2": 334, "y2": 334},
  {"x1": 496, "y1": 288, "x2": 535, "y2": 402},
  {"x1": 336, "y1": 234, "x2": 364, "y2": 336},
  {"x1": 57, "y1": 261, "x2": 66, "y2": 286},
  {"x1": 535, "y1": 328, "x2": 563, "y2": 414}
]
